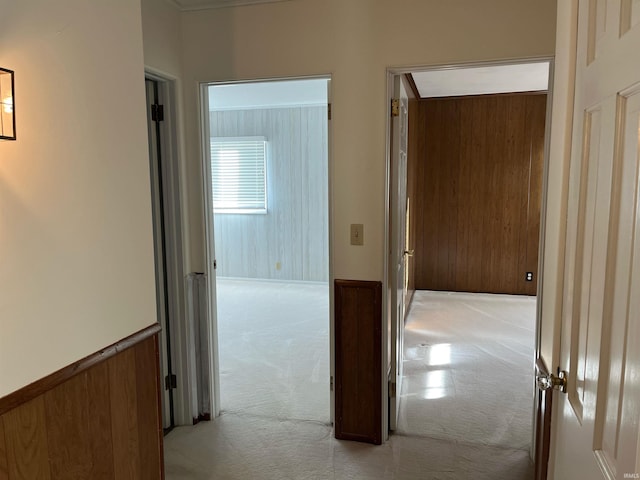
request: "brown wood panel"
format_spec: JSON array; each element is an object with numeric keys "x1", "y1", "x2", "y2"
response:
[
  {"x1": 135, "y1": 336, "x2": 163, "y2": 480},
  {"x1": 2, "y1": 397, "x2": 51, "y2": 479},
  {"x1": 413, "y1": 94, "x2": 547, "y2": 295},
  {"x1": 0, "y1": 326, "x2": 162, "y2": 479},
  {"x1": 44, "y1": 373, "x2": 93, "y2": 478},
  {"x1": 407, "y1": 98, "x2": 419, "y2": 301},
  {"x1": 0, "y1": 417, "x2": 9, "y2": 480},
  {"x1": 86, "y1": 361, "x2": 116, "y2": 479},
  {"x1": 526, "y1": 96, "x2": 548, "y2": 295},
  {"x1": 109, "y1": 347, "x2": 141, "y2": 479},
  {"x1": 334, "y1": 280, "x2": 382, "y2": 445}
]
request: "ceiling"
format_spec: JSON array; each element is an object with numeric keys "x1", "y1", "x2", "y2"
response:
[
  {"x1": 411, "y1": 62, "x2": 550, "y2": 98},
  {"x1": 209, "y1": 79, "x2": 329, "y2": 110},
  {"x1": 171, "y1": 0, "x2": 292, "y2": 10}
]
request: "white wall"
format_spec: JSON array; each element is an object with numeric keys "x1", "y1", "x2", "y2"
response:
[
  {"x1": 0, "y1": 0, "x2": 156, "y2": 397},
  {"x1": 141, "y1": 0, "x2": 191, "y2": 270},
  {"x1": 179, "y1": 0, "x2": 557, "y2": 282},
  {"x1": 141, "y1": 0, "x2": 185, "y2": 77},
  {"x1": 211, "y1": 106, "x2": 329, "y2": 281}
]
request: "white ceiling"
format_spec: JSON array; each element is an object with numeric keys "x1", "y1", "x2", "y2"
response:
[
  {"x1": 171, "y1": 0, "x2": 292, "y2": 10},
  {"x1": 209, "y1": 79, "x2": 329, "y2": 110},
  {"x1": 411, "y1": 62, "x2": 550, "y2": 98}
]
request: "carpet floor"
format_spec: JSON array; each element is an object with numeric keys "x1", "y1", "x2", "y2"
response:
[{"x1": 165, "y1": 282, "x2": 536, "y2": 479}]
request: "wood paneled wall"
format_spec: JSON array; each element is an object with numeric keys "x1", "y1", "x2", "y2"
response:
[
  {"x1": 334, "y1": 280, "x2": 382, "y2": 445},
  {"x1": 411, "y1": 94, "x2": 546, "y2": 295},
  {"x1": 0, "y1": 326, "x2": 163, "y2": 479},
  {"x1": 407, "y1": 97, "x2": 419, "y2": 299},
  {"x1": 211, "y1": 106, "x2": 329, "y2": 282}
]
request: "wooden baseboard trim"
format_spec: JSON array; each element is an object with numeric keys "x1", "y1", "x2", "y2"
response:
[{"x1": 0, "y1": 323, "x2": 161, "y2": 415}]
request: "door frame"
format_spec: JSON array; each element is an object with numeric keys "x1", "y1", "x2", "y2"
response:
[
  {"x1": 144, "y1": 69, "x2": 191, "y2": 427},
  {"x1": 383, "y1": 56, "x2": 555, "y2": 445},
  {"x1": 198, "y1": 75, "x2": 335, "y2": 420}
]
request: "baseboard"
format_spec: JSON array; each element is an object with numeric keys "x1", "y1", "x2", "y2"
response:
[{"x1": 217, "y1": 276, "x2": 329, "y2": 286}]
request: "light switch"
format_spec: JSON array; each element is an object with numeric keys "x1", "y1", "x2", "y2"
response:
[{"x1": 350, "y1": 224, "x2": 364, "y2": 246}]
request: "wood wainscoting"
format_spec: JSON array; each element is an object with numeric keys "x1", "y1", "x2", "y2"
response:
[
  {"x1": 410, "y1": 93, "x2": 547, "y2": 295},
  {"x1": 0, "y1": 324, "x2": 163, "y2": 479},
  {"x1": 334, "y1": 280, "x2": 382, "y2": 445}
]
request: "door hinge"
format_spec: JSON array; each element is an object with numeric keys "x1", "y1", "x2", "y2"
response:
[
  {"x1": 213, "y1": 259, "x2": 217, "y2": 270},
  {"x1": 391, "y1": 98, "x2": 400, "y2": 117},
  {"x1": 151, "y1": 104, "x2": 164, "y2": 122},
  {"x1": 330, "y1": 375, "x2": 334, "y2": 391},
  {"x1": 389, "y1": 381, "x2": 396, "y2": 398},
  {"x1": 328, "y1": 103, "x2": 332, "y2": 120},
  {"x1": 165, "y1": 374, "x2": 177, "y2": 391}
]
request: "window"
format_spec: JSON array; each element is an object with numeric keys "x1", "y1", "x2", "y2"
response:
[{"x1": 210, "y1": 136, "x2": 267, "y2": 214}]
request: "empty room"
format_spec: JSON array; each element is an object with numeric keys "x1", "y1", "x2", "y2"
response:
[{"x1": 394, "y1": 62, "x2": 550, "y2": 477}]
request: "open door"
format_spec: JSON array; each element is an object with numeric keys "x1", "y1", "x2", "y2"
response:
[
  {"x1": 200, "y1": 84, "x2": 221, "y2": 418},
  {"x1": 550, "y1": 1, "x2": 640, "y2": 477},
  {"x1": 145, "y1": 78, "x2": 175, "y2": 431},
  {"x1": 389, "y1": 75, "x2": 409, "y2": 431}
]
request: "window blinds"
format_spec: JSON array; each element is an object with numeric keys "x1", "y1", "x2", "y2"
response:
[{"x1": 210, "y1": 136, "x2": 267, "y2": 213}]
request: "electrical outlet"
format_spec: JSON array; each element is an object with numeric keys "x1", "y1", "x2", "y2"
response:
[
  {"x1": 526, "y1": 272, "x2": 533, "y2": 282},
  {"x1": 350, "y1": 224, "x2": 364, "y2": 246}
]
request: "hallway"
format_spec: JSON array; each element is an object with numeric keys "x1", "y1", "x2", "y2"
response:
[{"x1": 164, "y1": 288, "x2": 535, "y2": 479}]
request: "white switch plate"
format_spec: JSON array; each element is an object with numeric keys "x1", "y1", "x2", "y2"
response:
[{"x1": 350, "y1": 224, "x2": 364, "y2": 246}]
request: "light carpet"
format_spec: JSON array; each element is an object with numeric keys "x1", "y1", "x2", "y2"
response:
[{"x1": 165, "y1": 285, "x2": 536, "y2": 479}]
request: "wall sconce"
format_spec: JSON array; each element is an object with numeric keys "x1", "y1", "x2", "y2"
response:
[{"x1": 0, "y1": 68, "x2": 16, "y2": 140}]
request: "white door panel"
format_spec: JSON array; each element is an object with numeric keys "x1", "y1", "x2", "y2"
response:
[
  {"x1": 145, "y1": 79, "x2": 173, "y2": 430},
  {"x1": 596, "y1": 86, "x2": 640, "y2": 478},
  {"x1": 552, "y1": 1, "x2": 640, "y2": 478},
  {"x1": 389, "y1": 76, "x2": 408, "y2": 431}
]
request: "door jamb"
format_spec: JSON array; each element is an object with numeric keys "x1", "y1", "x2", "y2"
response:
[
  {"x1": 532, "y1": 58, "x2": 556, "y2": 463},
  {"x1": 383, "y1": 57, "x2": 555, "y2": 446}
]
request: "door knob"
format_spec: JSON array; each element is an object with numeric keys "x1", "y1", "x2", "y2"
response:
[
  {"x1": 536, "y1": 370, "x2": 567, "y2": 393},
  {"x1": 403, "y1": 250, "x2": 414, "y2": 257}
]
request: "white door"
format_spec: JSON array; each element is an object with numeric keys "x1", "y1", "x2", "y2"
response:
[
  {"x1": 552, "y1": 1, "x2": 640, "y2": 478},
  {"x1": 389, "y1": 75, "x2": 409, "y2": 431},
  {"x1": 145, "y1": 79, "x2": 173, "y2": 430},
  {"x1": 201, "y1": 84, "x2": 221, "y2": 417}
]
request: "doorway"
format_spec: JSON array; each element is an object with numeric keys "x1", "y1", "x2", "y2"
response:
[
  {"x1": 202, "y1": 78, "x2": 332, "y2": 423},
  {"x1": 385, "y1": 60, "x2": 553, "y2": 466}
]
